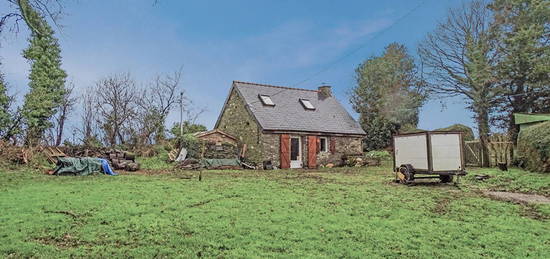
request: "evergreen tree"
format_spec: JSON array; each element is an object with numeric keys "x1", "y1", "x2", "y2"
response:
[
  {"x1": 19, "y1": 0, "x2": 67, "y2": 145},
  {"x1": 0, "y1": 68, "x2": 22, "y2": 141},
  {"x1": 0, "y1": 71, "x2": 11, "y2": 135},
  {"x1": 489, "y1": 0, "x2": 550, "y2": 142},
  {"x1": 351, "y1": 43, "x2": 425, "y2": 150}
]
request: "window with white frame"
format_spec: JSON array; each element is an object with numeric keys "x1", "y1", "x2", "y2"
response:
[
  {"x1": 319, "y1": 137, "x2": 328, "y2": 152},
  {"x1": 259, "y1": 94, "x2": 275, "y2": 106},
  {"x1": 300, "y1": 99, "x2": 315, "y2": 110}
]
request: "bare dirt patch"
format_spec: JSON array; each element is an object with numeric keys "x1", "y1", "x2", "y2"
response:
[{"x1": 484, "y1": 191, "x2": 550, "y2": 205}]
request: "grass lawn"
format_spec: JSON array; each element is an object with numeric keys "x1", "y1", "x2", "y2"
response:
[{"x1": 0, "y1": 166, "x2": 549, "y2": 258}]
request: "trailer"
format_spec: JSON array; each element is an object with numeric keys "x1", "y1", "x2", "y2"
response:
[{"x1": 393, "y1": 131, "x2": 467, "y2": 184}]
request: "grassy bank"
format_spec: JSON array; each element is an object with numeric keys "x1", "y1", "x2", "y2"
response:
[{"x1": 0, "y1": 167, "x2": 548, "y2": 258}]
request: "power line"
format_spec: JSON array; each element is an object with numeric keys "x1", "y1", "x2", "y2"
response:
[{"x1": 291, "y1": 0, "x2": 427, "y2": 88}]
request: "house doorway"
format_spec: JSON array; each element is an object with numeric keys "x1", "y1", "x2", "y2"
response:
[{"x1": 290, "y1": 136, "x2": 302, "y2": 168}]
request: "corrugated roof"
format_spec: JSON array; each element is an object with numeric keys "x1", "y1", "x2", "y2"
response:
[
  {"x1": 232, "y1": 81, "x2": 366, "y2": 135},
  {"x1": 514, "y1": 113, "x2": 550, "y2": 125}
]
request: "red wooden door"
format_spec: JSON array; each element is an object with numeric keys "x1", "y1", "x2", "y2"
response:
[
  {"x1": 308, "y1": 136, "x2": 317, "y2": 168},
  {"x1": 280, "y1": 134, "x2": 290, "y2": 169}
]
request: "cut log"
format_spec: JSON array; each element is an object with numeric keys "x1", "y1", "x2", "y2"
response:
[
  {"x1": 124, "y1": 152, "x2": 136, "y2": 160},
  {"x1": 127, "y1": 162, "x2": 140, "y2": 171}
]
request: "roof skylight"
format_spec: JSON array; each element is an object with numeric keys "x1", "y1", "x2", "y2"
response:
[
  {"x1": 259, "y1": 94, "x2": 275, "y2": 106},
  {"x1": 300, "y1": 99, "x2": 315, "y2": 110}
]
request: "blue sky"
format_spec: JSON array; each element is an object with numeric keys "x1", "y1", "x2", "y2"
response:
[{"x1": 1, "y1": 0, "x2": 474, "y2": 138}]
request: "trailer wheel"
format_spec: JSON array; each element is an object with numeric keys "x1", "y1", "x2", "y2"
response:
[
  {"x1": 398, "y1": 165, "x2": 414, "y2": 184},
  {"x1": 439, "y1": 175, "x2": 453, "y2": 183}
]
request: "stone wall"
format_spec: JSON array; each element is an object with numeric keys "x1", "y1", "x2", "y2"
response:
[
  {"x1": 260, "y1": 133, "x2": 363, "y2": 168},
  {"x1": 261, "y1": 133, "x2": 280, "y2": 166},
  {"x1": 216, "y1": 88, "x2": 263, "y2": 164},
  {"x1": 322, "y1": 136, "x2": 363, "y2": 165}
]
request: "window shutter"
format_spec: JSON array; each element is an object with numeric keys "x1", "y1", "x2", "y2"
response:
[
  {"x1": 307, "y1": 136, "x2": 317, "y2": 168},
  {"x1": 330, "y1": 137, "x2": 336, "y2": 153},
  {"x1": 280, "y1": 134, "x2": 290, "y2": 169}
]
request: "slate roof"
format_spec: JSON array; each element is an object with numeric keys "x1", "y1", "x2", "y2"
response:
[{"x1": 222, "y1": 81, "x2": 366, "y2": 135}]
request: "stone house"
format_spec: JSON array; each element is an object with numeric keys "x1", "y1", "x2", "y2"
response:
[{"x1": 214, "y1": 81, "x2": 366, "y2": 169}]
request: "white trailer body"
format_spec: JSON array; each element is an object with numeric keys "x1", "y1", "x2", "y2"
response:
[
  {"x1": 394, "y1": 134, "x2": 429, "y2": 171},
  {"x1": 430, "y1": 133, "x2": 462, "y2": 171},
  {"x1": 393, "y1": 131, "x2": 466, "y2": 183}
]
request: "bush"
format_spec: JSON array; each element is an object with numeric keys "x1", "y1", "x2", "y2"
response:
[
  {"x1": 174, "y1": 134, "x2": 202, "y2": 159},
  {"x1": 516, "y1": 121, "x2": 550, "y2": 173},
  {"x1": 436, "y1": 124, "x2": 475, "y2": 141},
  {"x1": 362, "y1": 117, "x2": 400, "y2": 151},
  {"x1": 364, "y1": 150, "x2": 392, "y2": 161}
]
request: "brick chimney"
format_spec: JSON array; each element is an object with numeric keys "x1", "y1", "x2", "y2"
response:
[{"x1": 318, "y1": 85, "x2": 332, "y2": 98}]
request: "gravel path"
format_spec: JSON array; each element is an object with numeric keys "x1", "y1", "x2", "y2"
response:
[{"x1": 484, "y1": 191, "x2": 550, "y2": 204}]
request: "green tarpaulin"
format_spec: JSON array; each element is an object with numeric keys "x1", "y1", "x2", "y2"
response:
[
  {"x1": 54, "y1": 157, "x2": 103, "y2": 176},
  {"x1": 199, "y1": 159, "x2": 241, "y2": 168}
]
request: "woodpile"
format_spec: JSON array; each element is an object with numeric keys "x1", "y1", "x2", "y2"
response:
[
  {"x1": 42, "y1": 147, "x2": 67, "y2": 164},
  {"x1": 107, "y1": 150, "x2": 140, "y2": 171},
  {"x1": 0, "y1": 143, "x2": 141, "y2": 171}
]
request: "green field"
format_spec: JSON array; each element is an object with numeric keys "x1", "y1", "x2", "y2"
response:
[{"x1": 1, "y1": 166, "x2": 549, "y2": 258}]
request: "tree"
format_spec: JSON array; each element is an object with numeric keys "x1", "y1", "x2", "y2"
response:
[
  {"x1": 489, "y1": 0, "x2": 550, "y2": 142},
  {"x1": 20, "y1": 0, "x2": 66, "y2": 145},
  {"x1": 136, "y1": 68, "x2": 182, "y2": 145},
  {"x1": 0, "y1": 68, "x2": 22, "y2": 142},
  {"x1": 95, "y1": 73, "x2": 137, "y2": 146},
  {"x1": 78, "y1": 87, "x2": 100, "y2": 147},
  {"x1": 170, "y1": 121, "x2": 207, "y2": 138},
  {"x1": 0, "y1": 70, "x2": 10, "y2": 134},
  {"x1": 53, "y1": 82, "x2": 76, "y2": 146},
  {"x1": 1, "y1": 0, "x2": 64, "y2": 36},
  {"x1": 351, "y1": 43, "x2": 425, "y2": 150},
  {"x1": 418, "y1": 0, "x2": 499, "y2": 167}
]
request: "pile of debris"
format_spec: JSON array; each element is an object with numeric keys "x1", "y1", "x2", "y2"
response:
[
  {"x1": 42, "y1": 147, "x2": 67, "y2": 164},
  {"x1": 107, "y1": 150, "x2": 139, "y2": 171},
  {"x1": 0, "y1": 141, "x2": 31, "y2": 164}
]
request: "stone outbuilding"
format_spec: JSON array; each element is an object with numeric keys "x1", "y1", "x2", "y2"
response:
[
  {"x1": 193, "y1": 129, "x2": 239, "y2": 159},
  {"x1": 214, "y1": 81, "x2": 366, "y2": 169},
  {"x1": 193, "y1": 129, "x2": 238, "y2": 146}
]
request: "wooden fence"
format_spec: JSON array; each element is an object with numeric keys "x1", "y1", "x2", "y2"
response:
[{"x1": 464, "y1": 134, "x2": 513, "y2": 167}]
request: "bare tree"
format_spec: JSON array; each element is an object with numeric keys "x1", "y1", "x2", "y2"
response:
[
  {"x1": 418, "y1": 0, "x2": 499, "y2": 167},
  {"x1": 136, "y1": 68, "x2": 182, "y2": 144},
  {"x1": 52, "y1": 81, "x2": 76, "y2": 146},
  {"x1": 95, "y1": 73, "x2": 137, "y2": 146},
  {"x1": 78, "y1": 86, "x2": 99, "y2": 146}
]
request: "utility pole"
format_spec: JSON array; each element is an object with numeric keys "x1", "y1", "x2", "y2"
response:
[{"x1": 180, "y1": 91, "x2": 184, "y2": 136}]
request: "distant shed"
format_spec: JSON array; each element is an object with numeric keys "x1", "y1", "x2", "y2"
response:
[
  {"x1": 194, "y1": 129, "x2": 238, "y2": 145},
  {"x1": 514, "y1": 113, "x2": 550, "y2": 130}
]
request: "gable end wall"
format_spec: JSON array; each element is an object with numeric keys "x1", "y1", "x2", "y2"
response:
[{"x1": 216, "y1": 87, "x2": 263, "y2": 163}]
